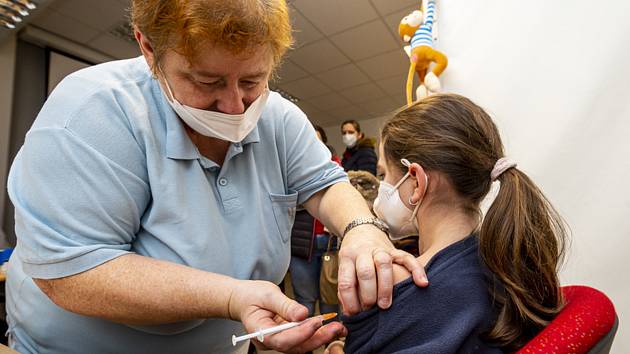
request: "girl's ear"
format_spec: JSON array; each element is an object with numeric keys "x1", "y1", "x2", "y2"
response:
[{"x1": 408, "y1": 162, "x2": 428, "y2": 204}]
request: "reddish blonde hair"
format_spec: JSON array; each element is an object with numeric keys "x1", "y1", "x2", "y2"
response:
[{"x1": 131, "y1": 0, "x2": 293, "y2": 73}]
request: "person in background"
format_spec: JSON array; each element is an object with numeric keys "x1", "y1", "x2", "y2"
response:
[
  {"x1": 343, "y1": 94, "x2": 568, "y2": 353},
  {"x1": 340, "y1": 120, "x2": 377, "y2": 175},
  {"x1": 314, "y1": 125, "x2": 341, "y2": 165},
  {"x1": 288, "y1": 209, "x2": 339, "y2": 317}
]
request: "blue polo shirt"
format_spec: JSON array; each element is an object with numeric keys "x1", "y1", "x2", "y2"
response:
[{"x1": 5, "y1": 56, "x2": 347, "y2": 354}]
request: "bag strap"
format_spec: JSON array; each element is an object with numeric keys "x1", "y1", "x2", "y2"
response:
[{"x1": 326, "y1": 235, "x2": 339, "y2": 252}]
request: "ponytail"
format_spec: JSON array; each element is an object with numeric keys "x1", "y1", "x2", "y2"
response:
[{"x1": 480, "y1": 168, "x2": 567, "y2": 350}]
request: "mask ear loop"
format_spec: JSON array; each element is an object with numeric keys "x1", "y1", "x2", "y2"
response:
[
  {"x1": 392, "y1": 158, "x2": 412, "y2": 190},
  {"x1": 392, "y1": 172, "x2": 410, "y2": 190},
  {"x1": 158, "y1": 66, "x2": 177, "y2": 102}
]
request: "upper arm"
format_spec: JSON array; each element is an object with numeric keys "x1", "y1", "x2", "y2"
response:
[
  {"x1": 280, "y1": 100, "x2": 347, "y2": 205},
  {"x1": 369, "y1": 276, "x2": 493, "y2": 352},
  {"x1": 8, "y1": 88, "x2": 151, "y2": 280}
]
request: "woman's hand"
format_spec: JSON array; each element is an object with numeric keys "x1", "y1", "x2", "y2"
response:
[
  {"x1": 337, "y1": 225, "x2": 428, "y2": 315},
  {"x1": 228, "y1": 279, "x2": 347, "y2": 353}
]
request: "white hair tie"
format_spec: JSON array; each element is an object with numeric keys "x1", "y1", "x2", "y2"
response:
[{"x1": 491, "y1": 157, "x2": 517, "y2": 181}]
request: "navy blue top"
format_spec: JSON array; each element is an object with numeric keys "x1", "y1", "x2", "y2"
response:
[
  {"x1": 341, "y1": 138, "x2": 377, "y2": 176},
  {"x1": 343, "y1": 236, "x2": 503, "y2": 354}
]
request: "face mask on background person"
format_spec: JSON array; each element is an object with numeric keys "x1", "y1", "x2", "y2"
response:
[
  {"x1": 342, "y1": 133, "x2": 358, "y2": 148},
  {"x1": 161, "y1": 69, "x2": 270, "y2": 142},
  {"x1": 373, "y1": 159, "x2": 428, "y2": 240}
]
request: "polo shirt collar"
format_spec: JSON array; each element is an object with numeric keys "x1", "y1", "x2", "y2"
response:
[
  {"x1": 165, "y1": 117, "x2": 199, "y2": 160},
  {"x1": 241, "y1": 124, "x2": 260, "y2": 145},
  {"x1": 163, "y1": 104, "x2": 199, "y2": 160}
]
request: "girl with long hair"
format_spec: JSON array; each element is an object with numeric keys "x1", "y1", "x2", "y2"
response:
[{"x1": 343, "y1": 93, "x2": 568, "y2": 353}]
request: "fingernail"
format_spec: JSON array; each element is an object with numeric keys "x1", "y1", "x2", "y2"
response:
[
  {"x1": 339, "y1": 327, "x2": 348, "y2": 337},
  {"x1": 379, "y1": 298, "x2": 391, "y2": 308}
]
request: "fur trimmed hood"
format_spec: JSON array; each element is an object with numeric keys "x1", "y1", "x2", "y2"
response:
[{"x1": 356, "y1": 136, "x2": 376, "y2": 149}]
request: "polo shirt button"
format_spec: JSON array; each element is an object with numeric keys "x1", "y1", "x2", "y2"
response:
[{"x1": 219, "y1": 178, "x2": 228, "y2": 186}]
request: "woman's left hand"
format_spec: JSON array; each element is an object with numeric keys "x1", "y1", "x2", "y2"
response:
[{"x1": 337, "y1": 225, "x2": 428, "y2": 315}]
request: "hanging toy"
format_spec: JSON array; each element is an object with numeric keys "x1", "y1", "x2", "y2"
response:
[{"x1": 398, "y1": 0, "x2": 448, "y2": 105}]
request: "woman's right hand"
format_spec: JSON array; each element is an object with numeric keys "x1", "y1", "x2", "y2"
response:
[{"x1": 228, "y1": 279, "x2": 347, "y2": 353}]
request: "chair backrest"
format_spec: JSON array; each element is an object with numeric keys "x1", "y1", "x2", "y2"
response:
[{"x1": 517, "y1": 285, "x2": 618, "y2": 354}]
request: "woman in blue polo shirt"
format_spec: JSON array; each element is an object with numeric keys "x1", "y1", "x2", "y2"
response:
[{"x1": 4, "y1": 1, "x2": 427, "y2": 353}]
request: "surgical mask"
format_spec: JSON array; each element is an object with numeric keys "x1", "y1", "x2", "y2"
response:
[
  {"x1": 373, "y1": 159, "x2": 427, "y2": 240},
  {"x1": 342, "y1": 133, "x2": 358, "y2": 148},
  {"x1": 161, "y1": 70, "x2": 269, "y2": 142}
]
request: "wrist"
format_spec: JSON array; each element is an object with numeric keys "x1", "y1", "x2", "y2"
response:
[
  {"x1": 342, "y1": 216, "x2": 389, "y2": 239},
  {"x1": 343, "y1": 223, "x2": 390, "y2": 243},
  {"x1": 226, "y1": 278, "x2": 246, "y2": 321}
]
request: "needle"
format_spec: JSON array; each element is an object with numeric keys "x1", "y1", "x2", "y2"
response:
[{"x1": 231, "y1": 312, "x2": 337, "y2": 346}]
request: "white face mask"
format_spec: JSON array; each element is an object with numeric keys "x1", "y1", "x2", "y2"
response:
[
  {"x1": 342, "y1": 133, "x2": 358, "y2": 148},
  {"x1": 373, "y1": 159, "x2": 428, "y2": 240},
  {"x1": 161, "y1": 70, "x2": 269, "y2": 142}
]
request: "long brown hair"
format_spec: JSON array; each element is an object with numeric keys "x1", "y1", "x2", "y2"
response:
[
  {"x1": 381, "y1": 94, "x2": 567, "y2": 350},
  {"x1": 341, "y1": 119, "x2": 361, "y2": 132}
]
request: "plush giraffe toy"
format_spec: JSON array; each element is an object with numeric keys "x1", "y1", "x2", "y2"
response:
[{"x1": 398, "y1": 0, "x2": 448, "y2": 105}]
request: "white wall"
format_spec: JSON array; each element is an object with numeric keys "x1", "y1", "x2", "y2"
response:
[
  {"x1": 47, "y1": 51, "x2": 91, "y2": 94},
  {"x1": 330, "y1": 1, "x2": 630, "y2": 351},
  {"x1": 440, "y1": 2, "x2": 630, "y2": 351},
  {"x1": 0, "y1": 34, "x2": 17, "y2": 246}
]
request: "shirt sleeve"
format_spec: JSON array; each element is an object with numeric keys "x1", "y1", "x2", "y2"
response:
[
  {"x1": 8, "y1": 124, "x2": 150, "y2": 279},
  {"x1": 279, "y1": 101, "x2": 348, "y2": 205}
]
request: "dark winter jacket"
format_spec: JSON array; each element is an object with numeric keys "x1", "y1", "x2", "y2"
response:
[
  {"x1": 290, "y1": 209, "x2": 317, "y2": 261},
  {"x1": 342, "y1": 137, "x2": 377, "y2": 176}
]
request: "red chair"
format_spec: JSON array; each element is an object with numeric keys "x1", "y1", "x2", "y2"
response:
[{"x1": 518, "y1": 285, "x2": 618, "y2": 354}]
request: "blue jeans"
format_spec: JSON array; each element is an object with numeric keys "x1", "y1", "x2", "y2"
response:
[{"x1": 289, "y1": 234, "x2": 339, "y2": 318}]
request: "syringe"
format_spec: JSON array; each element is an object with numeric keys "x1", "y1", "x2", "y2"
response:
[{"x1": 231, "y1": 312, "x2": 337, "y2": 346}]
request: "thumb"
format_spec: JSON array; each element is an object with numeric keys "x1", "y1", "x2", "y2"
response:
[{"x1": 264, "y1": 289, "x2": 309, "y2": 322}]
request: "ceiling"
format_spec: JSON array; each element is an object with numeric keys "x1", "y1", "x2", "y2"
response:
[{"x1": 23, "y1": 0, "x2": 419, "y2": 126}]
